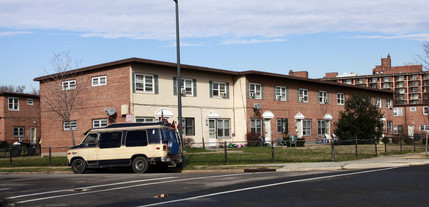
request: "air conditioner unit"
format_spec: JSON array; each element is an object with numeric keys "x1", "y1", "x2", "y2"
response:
[
  {"x1": 181, "y1": 88, "x2": 186, "y2": 95},
  {"x1": 276, "y1": 95, "x2": 283, "y2": 101},
  {"x1": 221, "y1": 92, "x2": 227, "y2": 98},
  {"x1": 249, "y1": 92, "x2": 255, "y2": 98},
  {"x1": 323, "y1": 98, "x2": 328, "y2": 104},
  {"x1": 299, "y1": 97, "x2": 304, "y2": 102},
  {"x1": 387, "y1": 104, "x2": 392, "y2": 109}
]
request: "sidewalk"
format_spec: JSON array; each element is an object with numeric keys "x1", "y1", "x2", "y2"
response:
[{"x1": 183, "y1": 152, "x2": 429, "y2": 173}]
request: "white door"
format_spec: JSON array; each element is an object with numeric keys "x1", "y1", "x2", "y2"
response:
[
  {"x1": 30, "y1": 127, "x2": 36, "y2": 144},
  {"x1": 208, "y1": 119, "x2": 217, "y2": 147},
  {"x1": 264, "y1": 119, "x2": 271, "y2": 143},
  {"x1": 408, "y1": 125, "x2": 415, "y2": 137}
]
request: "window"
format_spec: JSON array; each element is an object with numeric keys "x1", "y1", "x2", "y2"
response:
[
  {"x1": 387, "y1": 121, "x2": 393, "y2": 134},
  {"x1": 337, "y1": 93, "x2": 345, "y2": 105},
  {"x1": 277, "y1": 119, "x2": 288, "y2": 134},
  {"x1": 147, "y1": 128, "x2": 163, "y2": 144},
  {"x1": 274, "y1": 86, "x2": 287, "y2": 101},
  {"x1": 135, "y1": 74, "x2": 155, "y2": 93},
  {"x1": 125, "y1": 130, "x2": 148, "y2": 147},
  {"x1": 182, "y1": 118, "x2": 195, "y2": 136},
  {"x1": 249, "y1": 83, "x2": 262, "y2": 99},
  {"x1": 135, "y1": 117, "x2": 155, "y2": 123},
  {"x1": 344, "y1": 79, "x2": 352, "y2": 85},
  {"x1": 393, "y1": 108, "x2": 403, "y2": 116},
  {"x1": 217, "y1": 119, "x2": 230, "y2": 138},
  {"x1": 317, "y1": 120, "x2": 326, "y2": 135},
  {"x1": 420, "y1": 125, "x2": 429, "y2": 131},
  {"x1": 393, "y1": 125, "x2": 404, "y2": 134},
  {"x1": 375, "y1": 97, "x2": 382, "y2": 108},
  {"x1": 62, "y1": 80, "x2": 76, "y2": 90},
  {"x1": 8, "y1": 97, "x2": 19, "y2": 111},
  {"x1": 250, "y1": 119, "x2": 262, "y2": 136},
  {"x1": 63, "y1": 121, "x2": 77, "y2": 131},
  {"x1": 181, "y1": 78, "x2": 194, "y2": 96},
  {"x1": 82, "y1": 134, "x2": 98, "y2": 146},
  {"x1": 386, "y1": 99, "x2": 392, "y2": 108},
  {"x1": 13, "y1": 127, "x2": 24, "y2": 137},
  {"x1": 93, "y1": 119, "x2": 108, "y2": 128},
  {"x1": 298, "y1": 88, "x2": 308, "y2": 103},
  {"x1": 92, "y1": 76, "x2": 107, "y2": 87},
  {"x1": 211, "y1": 82, "x2": 228, "y2": 98},
  {"x1": 410, "y1": 107, "x2": 417, "y2": 112},
  {"x1": 99, "y1": 132, "x2": 122, "y2": 148},
  {"x1": 318, "y1": 91, "x2": 328, "y2": 104},
  {"x1": 424, "y1": 106, "x2": 429, "y2": 115},
  {"x1": 27, "y1": 98, "x2": 33, "y2": 105},
  {"x1": 303, "y1": 119, "x2": 312, "y2": 136}
]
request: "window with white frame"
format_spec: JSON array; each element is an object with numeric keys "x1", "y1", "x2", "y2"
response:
[
  {"x1": 420, "y1": 125, "x2": 429, "y2": 131},
  {"x1": 62, "y1": 80, "x2": 76, "y2": 90},
  {"x1": 303, "y1": 119, "x2": 312, "y2": 136},
  {"x1": 27, "y1": 98, "x2": 33, "y2": 105},
  {"x1": 318, "y1": 91, "x2": 328, "y2": 104},
  {"x1": 92, "y1": 76, "x2": 107, "y2": 87},
  {"x1": 317, "y1": 120, "x2": 326, "y2": 135},
  {"x1": 424, "y1": 106, "x2": 429, "y2": 115},
  {"x1": 93, "y1": 119, "x2": 108, "y2": 128},
  {"x1": 393, "y1": 125, "x2": 404, "y2": 134},
  {"x1": 386, "y1": 99, "x2": 392, "y2": 108},
  {"x1": 275, "y1": 86, "x2": 287, "y2": 101},
  {"x1": 298, "y1": 88, "x2": 308, "y2": 103},
  {"x1": 8, "y1": 97, "x2": 19, "y2": 111},
  {"x1": 212, "y1": 82, "x2": 227, "y2": 98},
  {"x1": 182, "y1": 118, "x2": 195, "y2": 136},
  {"x1": 375, "y1": 97, "x2": 382, "y2": 108},
  {"x1": 277, "y1": 119, "x2": 288, "y2": 134},
  {"x1": 135, "y1": 74, "x2": 154, "y2": 93},
  {"x1": 249, "y1": 83, "x2": 262, "y2": 99},
  {"x1": 181, "y1": 78, "x2": 194, "y2": 96},
  {"x1": 393, "y1": 108, "x2": 403, "y2": 116},
  {"x1": 250, "y1": 119, "x2": 262, "y2": 136},
  {"x1": 135, "y1": 117, "x2": 155, "y2": 123},
  {"x1": 337, "y1": 93, "x2": 345, "y2": 105},
  {"x1": 216, "y1": 119, "x2": 230, "y2": 138},
  {"x1": 63, "y1": 121, "x2": 77, "y2": 131},
  {"x1": 410, "y1": 107, "x2": 417, "y2": 112},
  {"x1": 13, "y1": 127, "x2": 24, "y2": 137},
  {"x1": 387, "y1": 121, "x2": 393, "y2": 134}
]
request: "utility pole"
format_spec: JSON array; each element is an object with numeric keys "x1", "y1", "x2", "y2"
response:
[{"x1": 174, "y1": 0, "x2": 183, "y2": 145}]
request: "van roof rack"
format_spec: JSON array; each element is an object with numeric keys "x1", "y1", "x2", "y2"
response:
[{"x1": 104, "y1": 122, "x2": 172, "y2": 129}]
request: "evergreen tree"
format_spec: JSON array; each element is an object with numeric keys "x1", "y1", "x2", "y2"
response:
[{"x1": 334, "y1": 93, "x2": 384, "y2": 140}]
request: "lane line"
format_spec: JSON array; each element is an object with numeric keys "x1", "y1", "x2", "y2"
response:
[
  {"x1": 7, "y1": 177, "x2": 176, "y2": 199},
  {"x1": 14, "y1": 173, "x2": 251, "y2": 204},
  {"x1": 138, "y1": 167, "x2": 398, "y2": 207}
]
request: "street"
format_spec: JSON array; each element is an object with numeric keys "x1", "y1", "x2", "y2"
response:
[{"x1": 1, "y1": 165, "x2": 429, "y2": 206}]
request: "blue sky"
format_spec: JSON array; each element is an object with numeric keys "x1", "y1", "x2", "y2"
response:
[{"x1": 1, "y1": 0, "x2": 429, "y2": 92}]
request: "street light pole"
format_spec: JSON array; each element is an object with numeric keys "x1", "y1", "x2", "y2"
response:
[{"x1": 174, "y1": 0, "x2": 183, "y2": 144}]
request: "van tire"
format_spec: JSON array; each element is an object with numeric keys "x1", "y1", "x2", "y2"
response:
[
  {"x1": 71, "y1": 158, "x2": 86, "y2": 174},
  {"x1": 132, "y1": 157, "x2": 148, "y2": 173}
]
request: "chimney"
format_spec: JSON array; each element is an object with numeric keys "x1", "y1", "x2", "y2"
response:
[
  {"x1": 324, "y1": 72, "x2": 339, "y2": 78},
  {"x1": 289, "y1": 70, "x2": 308, "y2": 79}
]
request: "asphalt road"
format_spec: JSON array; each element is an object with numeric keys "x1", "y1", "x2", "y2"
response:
[{"x1": 1, "y1": 165, "x2": 429, "y2": 207}]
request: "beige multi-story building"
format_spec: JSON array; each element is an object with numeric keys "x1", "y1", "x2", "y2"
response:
[
  {"x1": 322, "y1": 55, "x2": 429, "y2": 137},
  {"x1": 35, "y1": 57, "x2": 395, "y2": 154}
]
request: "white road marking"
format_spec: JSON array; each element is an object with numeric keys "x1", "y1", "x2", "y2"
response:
[
  {"x1": 13, "y1": 173, "x2": 250, "y2": 204},
  {"x1": 8, "y1": 177, "x2": 176, "y2": 199},
  {"x1": 138, "y1": 167, "x2": 398, "y2": 207}
]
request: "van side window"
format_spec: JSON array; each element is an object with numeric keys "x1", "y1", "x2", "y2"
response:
[
  {"x1": 148, "y1": 129, "x2": 162, "y2": 144},
  {"x1": 126, "y1": 130, "x2": 148, "y2": 147},
  {"x1": 82, "y1": 134, "x2": 98, "y2": 147},
  {"x1": 99, "y1": 132, "x2": 122, "y2": 149}
]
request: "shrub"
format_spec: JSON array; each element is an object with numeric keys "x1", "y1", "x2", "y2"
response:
[
  {"x1": 183, "y1": 138, "x2": 194, "y2": 148},
  {"x1": 297, "y1": 138, "x2": 306, "y2": 147},
  {"x1": 403, "y1": 137, "x2": 414, "y2": 145},
  {"x1": 392, "y1": 136, "x2": 401, "y2": 144},
  {"x1": 246, "y1": 132, "x2": 261, "y2": 147},
  {"x1": 382, "y1": 137, "x2": 390, "y2": 144}
]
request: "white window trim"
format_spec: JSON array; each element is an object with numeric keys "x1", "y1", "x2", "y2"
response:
[
  {"x1": 8, "y1": 97, "x2": 19, "y2": 111},
  {"x1": 318, "y1": 91, "x2": 328, "y2": 104},
  {"x1": 420, "y1": 125, "x2": 429, "y2": 131},
  {"x1": 410, "y1": 107, "x2": 417, "y2": 112},
  {"x1": 27, "y1": 98, "x2": 34, "y2": 105},
  {"x1": 337, "y1": 93, "x2": 345, "y2": 105},
  {"x1": 249, "y1": 83, "x2": 262, "y2": 99},
  {"x1": 212, "y1": 82, "x2": 227, "y2": 98},
  {"x1": 13, "y1": 127, "x2": 24, "y2": 137},
  {"x1": 298, "y1": 88, "x2": 308, "y2": 103},
  {"x1": 393, "y1": 108, "x2": 403, "y2": 116},
  {"x1": 181, "y1": 78, "x2": 194, "y2": 96},
  {"x1": 423, "y1": 106, "x2": 429, "y2": 115},
  {"x1": 216, "y1": 119, "x2": 231, "y2": 138},
  {"x1": 92, "y1": 76, "x2": 107, "y2": 87},
  {"x1": 135, "y1": 117, "x2": 155, "y2": 123},
  {"x1": 135, "y1": 73, "x2": 155, "y2": 93},
  {"x1": 275, "y1": 86, "x2": 287, "y2": 101},
  {"x1": 375, "y1": 97, "x2": 382, "y2": 108},
  {"x1": 93, "y1": 119, "x2": 108, "y2": 128},
  {"x1": 63, "y1": 121, "x2": 77, "y2": 131},
  {"x1": 62, "y1": 80, "x2": 76, "y2": 90}
]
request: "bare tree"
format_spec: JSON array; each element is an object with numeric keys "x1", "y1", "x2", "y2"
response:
[
  {"x1": 417, "y1": 41, "x2": 429, "y2": 71},
  {"x1": 41, "y1": 51, "x2": 85, "y2": 146},
  {"x1": 0, "y1": 85, "x2": 16, "y2": 92}
]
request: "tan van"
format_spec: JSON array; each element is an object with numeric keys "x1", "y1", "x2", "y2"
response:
[{"x1": 67, "y1": 122, "x2": 184, "y2": 174}]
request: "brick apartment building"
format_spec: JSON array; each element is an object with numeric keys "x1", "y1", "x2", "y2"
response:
[
  {"x1": 35, "y1": 58, "x2": 395, "y2": 155},
  {"x1": 322, "y1": 55, "x2": 429, "y2": 137},
  {"x1": 0, "y1": 92, "x2": 41, "y2": 145}
]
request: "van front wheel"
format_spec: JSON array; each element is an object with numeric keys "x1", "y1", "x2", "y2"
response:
[
  {"x1": 71, "y1": 158, "x2": 86, "y2": 174},
  {"x1": 132, "y1": 157, "x2": 148, "y2": 173}
]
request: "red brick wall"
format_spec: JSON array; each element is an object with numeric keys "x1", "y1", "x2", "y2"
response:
[
  {"x1": 39, "y1": 66, "x2": 130, "y2": 154},
  {"x1": 0, "y1": 94, "x2": 41, "y2": 145},
  {"x1": 246, "y1": 75, "x2": 394, "y2": 141}
]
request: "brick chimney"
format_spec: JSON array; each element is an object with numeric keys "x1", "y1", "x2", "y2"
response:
[
  {"x1": 324, "y1": 72, "x2": 339, "y2": 78},
  {"x1": 289, "y1": 70, "x2": 308, "y2": 78}
]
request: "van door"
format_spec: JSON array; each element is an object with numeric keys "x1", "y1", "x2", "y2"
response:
[
  {"x1": 79, "y1": 133, "x2": 99, "y2": 166},
  {"x1": 97, "y1": 132, "x2": 124, "y2": 166}
]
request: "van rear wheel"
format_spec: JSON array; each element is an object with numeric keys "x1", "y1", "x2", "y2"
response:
[
  {"x1": 132, "y1": 157, "x2": 148, "y2": 173},
  {"x1": 71, "y1": 158, "x2": 86, "y2": 174}
]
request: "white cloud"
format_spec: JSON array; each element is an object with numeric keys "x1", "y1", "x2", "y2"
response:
[
  {"x1": 0, "y1": 0, "x2": 428, "y2": 43},
  {"x1": 348, "y1": 33, "x2": 429, "y2": 41},
  {"x1": 220, "y1": 38, "x2": 287, "y2": 45},
  {"x1": 0, "y1": 31, "x2": 32, "y2": 37}
]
